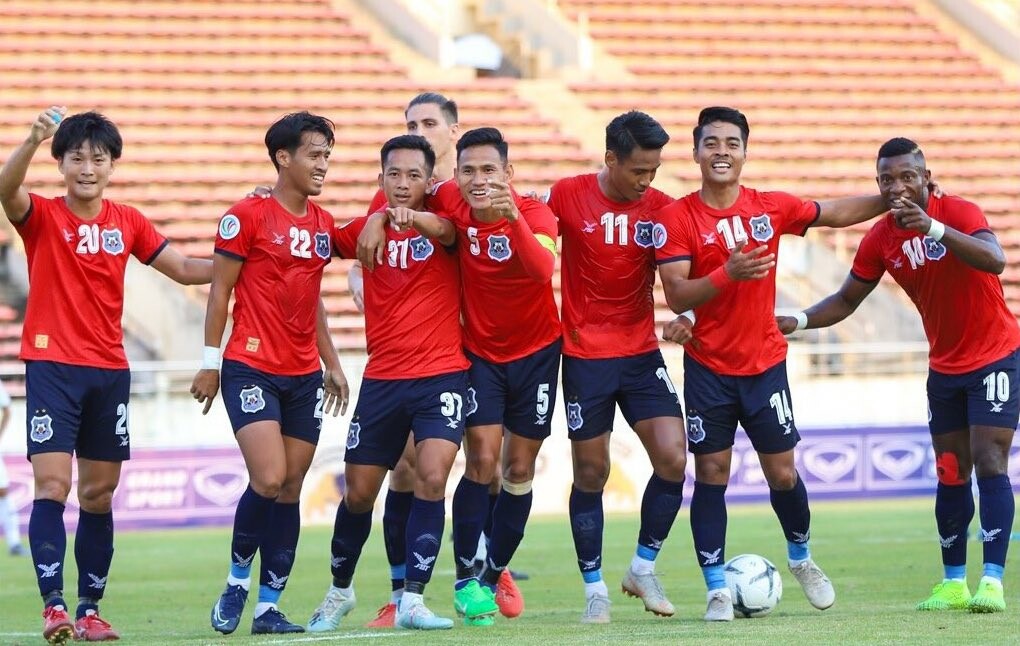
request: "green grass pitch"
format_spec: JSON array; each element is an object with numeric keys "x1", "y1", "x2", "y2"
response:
[{"x1": 0, "y1": 497, "x2": 1015, "y2": 645}]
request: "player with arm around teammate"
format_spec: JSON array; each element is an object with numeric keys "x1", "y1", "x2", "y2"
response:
[
  {"x1": 191, "y1": 112, "x2": 349, "y2": 636},
  {"x1": 0, "y1": 107, "x2": 213, "y2": 644},
  {"x1": 655, "y1": 106, "x2": 887, "y2": 621},
  {"x1": 777, "y1": 137, "x2": 1018, "y2": 613}
]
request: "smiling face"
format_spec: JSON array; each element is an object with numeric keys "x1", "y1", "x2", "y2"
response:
[
  {"x1": 456, "y1": 144, "x2": 512, "y2": 209},
  {"x1": 58, "y1": 140, "x2": 114, "y2": 203},
  {"x1": 379, "y1": 147, "x2": 433, "y2": 210},
  {"x1": 694, "y1": 120, "x2": 746, "y2": 187},
  {"x1": 278, "y1": 131, "x2": 331, "y2": 196},
  {"x1": 876, "y1": 153, "x2": 930, "y2": 213}
]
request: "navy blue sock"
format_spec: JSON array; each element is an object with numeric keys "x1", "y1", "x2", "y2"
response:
[
  {"x1": 404, "y1": 497, "x2": 445, "y2": 593},
  {"x1": 935, "y1": 481, "x2": 974, "y2": 577},
  {"x1": 481, "y1": 488, "x2": 532, "y2": 588},
  {"x1": 769, "y1": 473, "x2": 812, "y2": 561},
  {"x1": 483, "y1": 492, "x2": 499, "y2": 540},
  {"x1": 330, "y1": 500, "x2": 372, "y2": 588},
  {"x1": 258, "y1": 502, "x2": 300, "y2": 604},
  {"x1": 690, "y1": 481, "x2": 727, "y2": 570},
  {"x1": 29, "y1": 499, "x2": 66, "y2": 603},
  {"x1": 383, "y1": 489, "x2": 413, "y2": 591},
  {"x1": 74, "y1": 510, "x2": 113, "y2": 617},
  {"x1": 977, "y1": 475, "x2": 1014, "y2": 572},
  {"x1": 569, "y1": 487, "x2": 604, "y2": 581},
  {"x1": 230, "y1": 486, "x2": 275, "y2": 580},
  {"x1": 637, "y1": 474, "x2": 684, "y2": 559},
  {"x1": 452, "y1": 477, "x2": 488, "y2": 581}
]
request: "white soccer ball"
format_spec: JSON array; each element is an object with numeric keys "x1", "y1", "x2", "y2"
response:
[{"x1": 723, "y1": 553, "x2": 783, "y2": 618}]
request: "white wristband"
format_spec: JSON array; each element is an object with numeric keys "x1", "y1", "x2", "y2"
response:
[
  {"x1": 794, "y1": 312, "x2": 808, "y2": 331},
  {"x1": 927, "y1": 219, "x2": 946, "y2": 241},
  {"x1": 680, "y1": 310, "x2": 696, "y2": 325},
  {"x1": 201, "y1": 346, "x2": 221, "y2": 370}
]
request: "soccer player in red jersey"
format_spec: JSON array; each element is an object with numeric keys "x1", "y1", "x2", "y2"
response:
[
  {"x1": 191, "y1": 112, "x2": 349, "y2": 636},
  {"x1": 0, "y1": 107, "x2": 212, "y2": 643},
  {"x1": 545, "y1": 111, "x2": 688, "y2": 623},
  {"x1": 306, "y1": 134, "x2": 468, "y2": 631},
  {"x1": 654, "y1": 106, "x2": 887, "y2": 621},
  {"x1": 777, "y1": 138, "x2": 1019, "y2": 613}
]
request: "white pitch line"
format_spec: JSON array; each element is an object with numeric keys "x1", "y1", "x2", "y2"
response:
[{"x1": 262, "y1": 632, "x2": 410, "y2": 644}]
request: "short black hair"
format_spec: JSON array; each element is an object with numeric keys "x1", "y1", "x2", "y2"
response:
[
  {"x1": 877, "y1": 137, "x2": 925, "y2": 166},
  {"x1": 606, "y1": 111, "x2": 669, "y2": 160},
  {"x1": 693, "y1": 106, "x2": 750, "y2": 148},
  {"x1": 51, "y1": 111, "x2": 123, "y2": 160},
  {"x1": 456, "y1": 127, "x2": 508, "y2": 164},
  {"x1": 380, "y1": 134, "x2": 436, "y2": 177},
  {"x1": 406, "y1": 92, "x2": 458, "y2": 125},
  {"x1": 264, "y1": 111, "x2": 335, "y2": 171}
]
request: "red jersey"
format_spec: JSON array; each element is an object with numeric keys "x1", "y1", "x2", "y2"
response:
[
  {"x1": 548, "y1": 174, "x2": 673, "y2": 358},
  {"x1": 431, "y1": 182, "x2": 560, "y2": 363},
  {"x1": 851, "y1": 194, "x2": 1020, "y2": 374},
  {"x1": 215, "y1": 196, "x2": 334, "y2": 375},
  {"x1": 654, "y1": 187, "x2": 819, "y2": 376},
  {"x1": 16, "y1": 194, "x2": 168, "y2": 369},
  {"x1": 333, "y1": 214, "x2": 468, "y2": 379}
]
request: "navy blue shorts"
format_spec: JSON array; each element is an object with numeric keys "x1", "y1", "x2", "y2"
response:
[
  {"x1": 682, "y1": 354, "x2": 799, "y2": 455},
  {"x1": 221, "y1": 359, "x2": 324, "y2": 444},
  {"x1": 466, "y1": 339, "x2": 562, "y2": 440},
  {"x1": 345, "y1": 371, "x2": 468, "y2": 469},
  {"x1": 25, "y1": 361, "x2": 131, "y2": 461},
  {"x1": 562, "y1": 350, "x2": 682, "y2": 441},
  {"x1": 928, "y1": 349, "x2": 1020, "y2": 434}
]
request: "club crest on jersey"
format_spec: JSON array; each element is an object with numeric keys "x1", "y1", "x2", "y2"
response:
[
  {"x1": 239, "y1": 386, "x2": 265, "y2": 414},
  {"x1": 101, "y1": 228, "x2": 125, "y2": 255},
  {"x1": 652, "y1": 223, "x2": 668, "y2": 249},
  {"x1": 346, "y1": 420, "x2": 361, "y2": 450},
  {"x1": 923, "y1": 236, "x2": 947, "y2": 261},
  {"x1": 487, "y1": 234, "x2": 512, "y2": 262},
  {"x1": 749, "y1": 214, "x2": 774, "y2": 242},
  {"x1": 466, "y1": 387, "x2": 478, "y2": 418},
  {"x1": 219, "y1": 214, "x2": 241, "y2": 240},
  {"x1": 30, "y1": 414, "x2": 54, "y2": 443},
  {"x1": 686, "y1": 415, "x2": 706, "y2": 444},
  {"x1": 566, "y1": 402, "x2": 584, "y2": 432},
  {"x1": 634, "y1": 221, "x2": 654, "y2": 248},
  {"x1": 314, "y1": 232, "x2": 331, "y2": 259},
  {"x1": 410, "y1": 235, "x2": 435, "y2": 262}
]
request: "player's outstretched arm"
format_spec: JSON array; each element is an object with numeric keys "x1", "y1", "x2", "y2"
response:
[
  {"x1": 356, "y1": 212, "x2": 387, "y2": 270},
  {"x1": 0, "y1": 106, "x2": 67, "y2": 224},
  {"x1": 149, "y1": 246, "x2": 214, "y2": 285},
  {"x1": 387, "y1": 207, "x2": 456, "y2": 247},
  {"x1": 316, "y1": 299, "x2": 349, "y2": 417},
  {"x1": 776, "y1": 274, "x2": 877, "y2": 335},
  {"x1": 813, "y1": 194, "x2": 886, "y2": 229},
  {"x1": 659, "y1": 242, "x2": 776, "y2": 313},
  {"x1": 190, "y1": 254, "x2": 242, "y2": 414},
  {"x1": 893, "y1": 198, "x2": 1005, "y2": 275}
]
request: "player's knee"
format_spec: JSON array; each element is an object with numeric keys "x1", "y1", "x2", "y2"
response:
[
  {"x1": 764, "y1": 467, "x2": 797, "y2": 491},
  {"x1": 77, "y1": 482, "x2": 116, "y2": 512},
  {"x1": 502, "y1": 479, "x2": 533, "y2": 496},
  {"x1": 970, "y1": 446, "x2": 1007, "y2": 479},
  {"x1": 343, "y1": 480, "x2": 378, "y2": 514},
  {"x1": 935, "y1": 451, "x2": 969, "y2": 485},
  {"x1": 503, "y1": 459, "x2": 536, "y2": 484},
  {"x1": 390, "y1": 460, "x2": 416, "y2": 491},
  {"x1": 249, "y1": 477, "x2": 283, "y2": 500},
  {"x1": 573, "y1": 458, "x2": 609, "y2": 491},
  {"x1": 465, "y1": 450, "x2": 499, "y2": 483},
  {"x1": 652, "y1": 451, "x2": 687, "y2": 482},
  {"x1": 415, "y1": 470, "x2": 448, "y2": 500},
  {"x1": 276, "y1": 480, "x2": 303, "y2": 504}
]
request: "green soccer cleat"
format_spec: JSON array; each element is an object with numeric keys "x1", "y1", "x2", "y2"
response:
[
  {"x1": 454, "y1": 580, "x2": 498, "y2": 625},
  {"x1": 968, "y1": 577, "x2": 1006, "y2": 613},
  {"x1": 915, "y1": 579, "x2": 971, "y2": 611}
]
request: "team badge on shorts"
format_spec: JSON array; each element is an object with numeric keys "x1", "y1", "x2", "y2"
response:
[
  {"x1": 346, "y1": 420, "x2": 361, "y2": 450},
  {"x1": 634, "y1": 221, "x2": 654, "y2": 248},
  {"x1": 314, "y1": 232, "x2": 331, "y2": 260},
  {"x1": 465, "y1": 387, "x2": 478, "y2": 417},
  {"x1": 749, "y1": 214, "x2": 774, "y2": 242},
  {"x1": 566, "y1": 401, "x2": 584, "y2": 432},
  {"x1": 923, "y1": 236, "x2": 947, "y2": 261},
  {"x1": 686, "y1": 414, "x2": 706, "y2": 444},
  {"x1": 410, "y1": 235, "x2": 435, "y2": 262},
  {"x1": 30, "y1": 414, "x2": 54, "y2": 443},
  {"x1": 487, "y1": 234, "x2": 512, "y2": 262},
  {"x1": 101, "y1": 228, "x2": 125, "y2": 255},
  {"x1": 239, "y1": 386, "x2": 266, "y2": 414}
]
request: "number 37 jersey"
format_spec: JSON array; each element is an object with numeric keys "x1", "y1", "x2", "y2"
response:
[
  {"x1": 215, "y1": 196, "x2": 334, "y2": 375},
  {"x1": 654, "y1": 187, "x2": 819, "y2": 376}
]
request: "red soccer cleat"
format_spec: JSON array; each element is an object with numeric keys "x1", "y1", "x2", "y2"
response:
[
  {"x1": 496, "y1": 568, "x2": 524, "y2": 618},
  {"x1": 42, "y1": 605, "x2": 74, "y2": 645},
  {"x1": 74, "y1": 612, "x2": 120, "y2": 641},
  {"x1": 364, "y1": 602, "x2": 397, "y2": 628}
]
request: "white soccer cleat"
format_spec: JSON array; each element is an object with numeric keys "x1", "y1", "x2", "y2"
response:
[
  {"x1": 307, "y1": 586, "x2": 356, "y2": 632},
  {"x1": 789, "y1": 559, "x2": 835, "y2": 610},
  {"x1": 580, "y1": 592, "x2": 612, "y2": 624},
  {"x1": 704, "y1": 588, "x2": 734, "y2": 622},
  {"x1": 395, "y1": 597, "x2": 454, "y2": 630},
  {"x1": 621, "y1": 569, "x2": 675, "y2": 616}
]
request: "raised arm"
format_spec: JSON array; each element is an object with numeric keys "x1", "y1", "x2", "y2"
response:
[
  {"x1": 813, "y1": 194, "x2": 886, "y2": 229},
  {"x1": 386, "y1": 206, "x2": 456, "y2": 247},
  {"x1": 658, "y1": 242, "x2": 776, "y2": 313},
  {"x1": 894, "y1": 198, "x2": 1005, "y2": 274},
  {"x1": 776, "y1": 274, "x2": 878, "y2": 335},
  {"x1": 190, "y1": 254, "x2": 243, "y2": 414},
  {"x1": 0, "y1": 106, "x2": 66, "y2": 224},
  {"x1": 149, "y1": 246, "x2": 214, "y2": 285}
]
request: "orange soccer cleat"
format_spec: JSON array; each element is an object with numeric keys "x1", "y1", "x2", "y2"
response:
[
  {"x1": 496, "y1": 569, "x2": 524, "y2": 618},
  {"x1": 364, "y1": 602, "x2": 397, "y2": 628}
]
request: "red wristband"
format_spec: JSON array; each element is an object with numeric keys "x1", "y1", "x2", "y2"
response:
[{"x1": 708, "y1": 266, "x2": 733, "y2": 290}]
